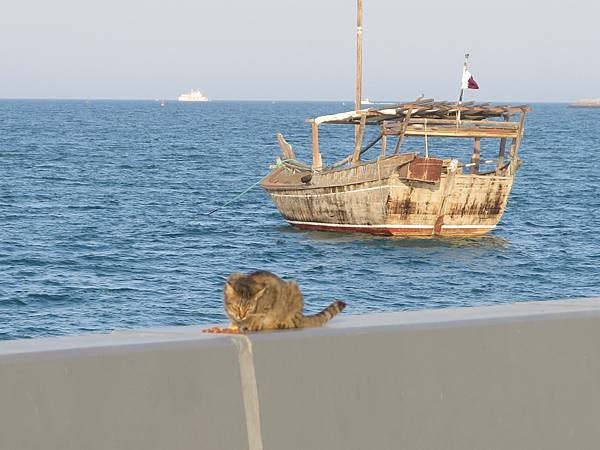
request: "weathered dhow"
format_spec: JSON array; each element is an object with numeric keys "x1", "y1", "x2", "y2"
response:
[{"x1": 261, "y1": 100, "x2": 530, "y2": 237}]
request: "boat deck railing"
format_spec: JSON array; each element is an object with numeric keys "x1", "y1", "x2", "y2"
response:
[{"x1": 292, "y1": 99, "x2": 530, "y2": 174}]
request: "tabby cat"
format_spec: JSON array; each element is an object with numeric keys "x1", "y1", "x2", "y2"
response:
[{"x1": 224, "y1": 271, "x2": 346, "y2": 332}]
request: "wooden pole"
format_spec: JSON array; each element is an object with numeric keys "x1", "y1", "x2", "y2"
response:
[
  {"x1": 507, "y1": 111, "x2": 526, "y2": 175},
  {"x1": 470, "y1": 137, "x2": 481, "y2": 174},
  {"x1": 495, "y1": 137, "x2": 507, "y2": 175},
  {"x1": 311, "y1": 121, "x2": 322, "y2": 170},
  {"x1": 393, "y1": 108, "x2": 412, "y2": 154},
  {"x1": 495, "y1": 115, "x2": 509, "y2": 175},
  {"x1": 457, "y1": 53, "x2": 469, "y2": 122},
  {"x1": 355, "y1": 0, "x2": 363, "y2": 113},
  {"x1": 352, "y1": 114, "x2": 367, "y2": 166},
  {"x1": 355, "y1": 0, "x2": 363, "y2": 146},
  {"x1": 424, "y1": 118, "x2": 429, "y2": 158},
  {"x1": 510, "y1": 112, "x2": 527, "y2": 158}
]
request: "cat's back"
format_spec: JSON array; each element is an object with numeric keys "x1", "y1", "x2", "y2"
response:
[
  {"x1": 243, "y1": 271, "x2": 288, "y2": 302},
  {"x1": 247, "y1": 271, "x2": 286, "y2": 287},
  {"x1": 249, "y1": 271, "x2": 302, "y2": 309}
]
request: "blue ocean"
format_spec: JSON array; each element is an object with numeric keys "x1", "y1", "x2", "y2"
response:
[{"x1": 1, "y1": 100, "x2": 599, "y2": 340}]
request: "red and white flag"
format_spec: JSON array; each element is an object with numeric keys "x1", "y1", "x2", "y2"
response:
[{"x1": 461, "y1": 69, "x2": 479, "y2": 90}]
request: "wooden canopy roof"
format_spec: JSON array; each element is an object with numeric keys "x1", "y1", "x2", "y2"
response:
[{"x1": 312, "y1": 99, "x2": 531, "y2": 126}]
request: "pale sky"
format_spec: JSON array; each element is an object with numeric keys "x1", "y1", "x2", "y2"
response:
[{"x1": 1, "y1": 0, "x2": 598, "y2": 102}]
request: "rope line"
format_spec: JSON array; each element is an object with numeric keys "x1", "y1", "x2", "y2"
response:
[
  {"x1": 206, "y1": 159, "x2": 297, "y2": 215},
  {"x1": 207, "y1": 174, "x2": 271, "y2": 215}
]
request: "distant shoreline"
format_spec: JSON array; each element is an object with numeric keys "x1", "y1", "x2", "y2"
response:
[{"x1": 568, "y1": 99, "x2": 600, "y2": 108}]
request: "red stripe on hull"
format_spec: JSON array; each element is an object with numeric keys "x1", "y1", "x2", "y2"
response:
[
  {"x1": 290, "y1": 223, "x2": 495, "y2": 237},
  {"x1": 291, "y1": 223, "x2": 434, "y2": 237}
]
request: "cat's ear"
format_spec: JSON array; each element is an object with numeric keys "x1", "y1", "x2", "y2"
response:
[
  {"x1": 224, "y1": 279, "x2": 237, "y2": 298},
  {"x1": 224, "y1": 273, "x2": 243, "y2": 297}
]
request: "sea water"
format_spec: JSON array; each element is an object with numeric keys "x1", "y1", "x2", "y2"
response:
[{"x1": 1, "y1": 100, "x2": 599, "y2": 340}]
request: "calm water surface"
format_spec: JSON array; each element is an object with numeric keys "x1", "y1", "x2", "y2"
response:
[{"x1": 1, "y1": 100, "x2": 599, "y2": 340}]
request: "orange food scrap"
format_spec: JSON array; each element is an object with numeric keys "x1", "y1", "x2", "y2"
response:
[
  {"x1": 202, "y1": 326, "x2": 241, "y2": 334},
  {"x1": 221, "y1": 327, "x2": 241, "y2": 334},
  {"x1": 201, "y1": 326, "x2": 221, "y2": 333}
]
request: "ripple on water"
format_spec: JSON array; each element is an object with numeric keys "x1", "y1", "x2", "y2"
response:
[{"x1": 0, "y1": 101, "x2": 599, "y2": 340}]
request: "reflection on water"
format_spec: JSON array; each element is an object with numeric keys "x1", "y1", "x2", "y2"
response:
[{"x1": 289, "y1": 227, "x2": 510, "y2": 249}]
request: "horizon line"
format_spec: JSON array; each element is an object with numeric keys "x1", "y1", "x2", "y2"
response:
[{"x1": 0, "y1": 97, "x2": 577, "y2": 104}]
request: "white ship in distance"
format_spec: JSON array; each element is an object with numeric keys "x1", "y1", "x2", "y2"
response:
[{"x1": 177, "y1": 89, "x2": 209, "y2": 102}]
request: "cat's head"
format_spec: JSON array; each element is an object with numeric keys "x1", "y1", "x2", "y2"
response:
[{"x1": 224, "y1": 273, "x2": 267, "y2": 323}]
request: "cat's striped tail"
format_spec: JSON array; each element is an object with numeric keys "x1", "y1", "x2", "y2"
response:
[{"x1": 302, "y1": 301, "x2": 346, "y2": 328}]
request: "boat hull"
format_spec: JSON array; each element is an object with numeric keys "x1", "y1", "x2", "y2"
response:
[{"x1": 261, "y1": 155, "x2": 515, "y2": 237}]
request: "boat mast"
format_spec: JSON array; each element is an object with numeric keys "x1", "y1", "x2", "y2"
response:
[
  {"x1": 355, "y1": 0, "x2": 363, "y2": 146},
  {"x1": 355, "y1": 0, "x2": 363, "y2": 113}
]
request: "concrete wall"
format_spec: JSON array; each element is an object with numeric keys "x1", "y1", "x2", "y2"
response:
[{"x1": 2, "y1": 298, "x2": 600, "y2": 450}]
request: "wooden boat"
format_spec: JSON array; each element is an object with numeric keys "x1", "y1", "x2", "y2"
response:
[
  {"x1": 261, "y1": 101, "x2": 529, "y2": 237},
  {"x1": 260, "y1": 2, "x2": 530, "y2": 237}
]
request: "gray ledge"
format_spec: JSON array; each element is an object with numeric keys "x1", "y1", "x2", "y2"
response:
[{"x1": 2, "y1": 297, "x2": 600, "y2": 450}]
